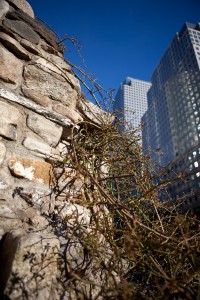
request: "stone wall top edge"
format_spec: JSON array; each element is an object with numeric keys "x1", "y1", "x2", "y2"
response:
[
  {"x1": 1, "y1": 0, "x2": 64, "y2": 54},
  {"x1": 6, "y1": 0, "x2": 35, "y2": 19}
]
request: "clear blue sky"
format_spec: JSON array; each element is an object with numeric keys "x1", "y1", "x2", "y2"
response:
[{"x1": 28, "y1": 0, "x2": 199, "y2": 98}]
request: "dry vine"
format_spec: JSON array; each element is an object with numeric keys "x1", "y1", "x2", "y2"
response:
[{"x1": 49, "y1": 35, "x2": 200, "y2": 300}]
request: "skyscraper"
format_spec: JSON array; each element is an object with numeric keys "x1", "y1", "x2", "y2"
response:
[
  {"x1": 142, "y1": 22, "x2": 200, "y2": 208},
  {"x1": 114, "y1": 77, "x2": 151, "y2": 130}
]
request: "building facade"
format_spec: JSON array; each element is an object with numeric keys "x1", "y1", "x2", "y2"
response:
[
  {"x1": 142, "y1": 22, "x2": 200, "y2": 207},
  {"x1": 114, "y1": 77, "x2": 151, "y2": 130}
]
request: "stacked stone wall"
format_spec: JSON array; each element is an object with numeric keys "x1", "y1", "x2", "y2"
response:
[{"x1": 0, "y1": 1, "x2": 115, "y2": 299}]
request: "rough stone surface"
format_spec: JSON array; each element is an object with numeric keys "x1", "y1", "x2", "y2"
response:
[
  {"x1": 0, "y1": 142, "x2": 6, "y2": 166},
  {"x1": 0, "y1": 99, "x2": 21, "y2": 124},
  {"x1": 0, "y1": 88, "x2": 77, "y2": 129},
  {"x1": 0, "y1": 179, "x2": 8, "y2": 190},
  {"x1": 5, "y1": 232, "x2": 60, "y2": 300},
  {"x1": 15, "y1": 186, "x2": 55, "y2": 214},
  {"x1": 7, "y1": 0, "x2": 34, "y2": 18},
  {"x1": 78, "y1": 98, "x2": 115, "y2": 125},
  {"x1": 8, "y1": 155, "x2": 54, "y2": 185},
  {"x1": 55, "y1": 142, "x2": 69, "y2": 162},
  {"x1": 27, "y1": 113, "x2": 63, "y2": 147},
  {"x1": 40, "y1": 40, "x2": 61, "y2": 56},
  {"x1": 0, "y1": 123, "x2": 17, "y2": 141},
  {"x1": 21, "y1": 87, "x2": 51, "y2": 107},
  {"x1": 20, "y1": 38, "x2": 40, "y2": 55},
  {"x1": 0, "y1": 100, "x2": 21, "y2": 140},
  {"x1": 52, "y1": 103, "x2": 83, "y2": 124},
  {"x1": 8, "y1": 10, "x2": 60, "y2": 51},
  {"x1": 0, "y1": 0, "x2": 9, "y2": 21},
  {"x1": 0, "y1": 218, "x2": 22, "y2": 235},
  {"x1": 0, "y1": 32, "x2": 31, "y2": 60},
  {"x1": 0, "y1": 204, "x2": 17, "y2": 219},
  {"x1": 23, "y1": 137, "x2": 61, "y2": 160},
  {"x1": 24, "y1": 64, "x2": 77, "y2": 108},
  {"x1": 3, "y1": 19, "x2": 40, "y2": 44},
  {"x1": 35, "y1": 57, "x2": 64, "y2": 75},
  {"x1": 40, "y1": 50, "x2": 71, "y2": 72},
  {"x1": 0, "y1": 44, "x2": 23, "y2": 86}
]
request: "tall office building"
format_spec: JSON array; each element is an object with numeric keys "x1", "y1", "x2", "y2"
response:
[
  {"x1": 114, "y1": 77, "x2": 151, "y2": 130},
  {"x1": 142, "y1": 22, "x2": 200, "y2": 209}
]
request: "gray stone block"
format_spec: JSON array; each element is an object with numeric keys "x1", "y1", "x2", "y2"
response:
[
  {"x1": 0, "y1": 44, "x2": 23, "y2": 86},
  {"x1": 0, "y1": 179, "x2": 8, "y2": 190},
  {"x1": 7, "y1": 0, "x2": 34, "y2": 18},
  {"x1": 22, "y1": 87, "x2": 51, "y2": 107},
  {"x1": 24, "y1": 64, "x2": 77, "y2": 108},
  {"x1": 0, "y1": 32, "x2": 31, "y2": 60},
  {"x1": 20, "y1": 38, "x2": 40, "y2": 55},
  {"x1": 77, "y1": 98, "x2": 115, "y2": 126},
  {"x1": 8, "y1": 10, "x2": 60, "y2": 51},
  {"x1": 4, "y1": 232, "x2": 60, "y2": 299},
  {"x1": 3, "y1": 19, "x2": 40, "y2": 44},
  {"x1": 0, "y1": 142, "x2": 6, "y2": 166},
  {"x1": 0, "y1": 0, "x2": 9, "y2": 21},
  {"x1": 0, "y1": 101, "x2": 20, "y2": 140},
  {"x1": 27, "y1": 113, "x2": 63, "y2": 147},
  {"x1": 23, "y1": 137, "x2": 61, "y2": 160},
  {"x1": 0, "y1": 123, "x2": 17, "y2": 141}
]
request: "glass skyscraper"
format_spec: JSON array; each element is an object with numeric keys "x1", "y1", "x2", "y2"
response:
[
  {"x1": 142, "y1": 22, "x2": 200, "y2": 209},
  {"x1": 114, "y1": 77, "x2": 151, "y2": 130}
]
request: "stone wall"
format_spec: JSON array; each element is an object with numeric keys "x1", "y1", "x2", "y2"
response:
[{"x1": 0, "y1": 1, "x2": 115, "y2": 299}]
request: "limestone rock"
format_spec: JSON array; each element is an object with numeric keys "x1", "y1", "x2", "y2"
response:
[
  {"x1": 27, "y1": 113, "x2": 63, "y2": 147},
  {"x1": 52, "y1": 103, "x2": 83, "y2": 124},
  {"x1": 0, "y1": 88, "x2": 77, "y2": 129},
  {"x1": 0, "y1": 142, "x2": 6, "y2": 166},
  {"x1": 3, "y1": 19, "x2": 40, "y2": 44},
  {"x1": 15, "y1": 186, "x2": 55, "y2": 214},
  {"x1": 30, "y1": 214, "x2": 49, "y2": 228},
  {"x1": 0, "y1": 203, "x2": 23, "y2": 219},
  {"x1": 40, "y1": 40, "x2": 62, "y2": 56},
  {"x1": 24, "y1": 64, "x2": 77, "y2": 108},
  {"x1": 77, "y1": 98, "x2": 115, "y2": 125},
  {"x1": 40, "y1": 51, "x2": 71, "y2": 72},
  {"x1": 23, "y1": 137, "x2": 61, "y2": 160},
  {"x1": 8, "y1": 10, "x2": 60, "y2": 51},
  {"x1": 0, "y1": 218, "x2": 22, "y2": 234},
  {"x1": 35, "y1": 57, "x2": 65, "y2": 76},
  {"x1": 0, "y1": 0, "x2": 9, "y2": 21},
  {"x1": 0, "y1": 179, "x2": 8, "y2": 190},
  {"x1": 8, "y1": 155, "x2": 54, "y2": 185},
  {"x1": 0, "y1": 204, "x2": 16, "y2": 219},
  {"x1": 22, "y1": 87, "x2": 51, "y2": 107},
  {"x1": 7, "y1": 0, "x2": 34, "y2": 18},
  {"x1": 0, "y1": 123, "x2": 17, "y2": 141},
  {"x1": 0, "y1": 44, "x2": 23, "y2": 86},
  {"x1": 5, "y1": 232, "x2": 60, "y2": 300},
  {"x1": 20, "y1": 38, "x2": 40, "y2": 55},
  {"x1": 0, "y1": 101, "x2": 21, "y2": 140},
  {"x1": 0, "y1": 32, "x2": 31, "y2": 60},
  {"x1": 56, "y1": 141, "x2": 69, "y2": 158}
]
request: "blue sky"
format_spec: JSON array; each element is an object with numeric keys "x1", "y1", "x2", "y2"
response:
[{"x1": 28, "y1": 0, "x2": 199, "y2": 98}]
